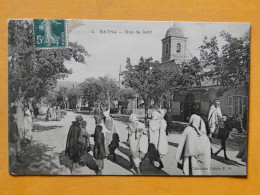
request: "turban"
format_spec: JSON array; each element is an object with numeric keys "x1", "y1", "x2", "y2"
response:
[{"x1": 75, "y1": 115, "x2": 83, "y2": 121}]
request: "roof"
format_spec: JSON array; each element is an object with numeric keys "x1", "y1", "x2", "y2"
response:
[{"x1": 165, "y1": 26, "x2": 184, "y2": 38}]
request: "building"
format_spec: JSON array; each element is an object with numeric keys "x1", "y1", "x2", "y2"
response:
[
  {"x1": 161, "y1": 25, "x2": 189, "y2": 64},
  {"x1": 160, "y1": 25, "x2": 249, "y2": 121},
  {"x1": 123, "y1": 25, "x2": 248, "y2": 120}
]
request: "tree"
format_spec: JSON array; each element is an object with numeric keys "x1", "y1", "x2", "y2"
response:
[
  {"x1": 117, "y1": 88, "x2": 136, "y2": 109},
  {"x1": 98, "y1": 76, "x2": 120, "y2": 110},
  {"x1": 68, "y1": 87, "x2": 81, "y2": 110},
  {"x1": 157, "y1": 56, "x2": 203, "y2": 118},
  {"x1": 79, "y1": 78, "x2": 102, "y2": 107},
  {"x1": 56, "y1": 86, "x2": 69, "y2": 108},
  {"x1": 8, "y1": 20, "x2": 88, "y2": 104},
  {"x1": 123, "y1": 57, "x2": 161, "y2": 120},
  {"x1": 200, "y1": 31, "x2": 250, "y2": 98},
  {"x1": 79, "y1": 76, "x2": 120, "y2": 110}
]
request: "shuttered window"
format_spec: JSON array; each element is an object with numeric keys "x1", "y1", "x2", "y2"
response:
[
  {"x1": 228, "y1": 96, "x2": 233, "y2": 117},
  {"x1": 243, "y1": 96, "x2": 248, "y2": 116}
]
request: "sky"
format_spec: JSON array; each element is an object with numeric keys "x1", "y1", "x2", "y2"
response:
[{"x1": 61, "y1": 20, "x2": 250, "y2": 82}]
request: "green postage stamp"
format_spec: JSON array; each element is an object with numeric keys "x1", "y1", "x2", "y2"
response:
[{"x1": 33, "y1": 19, "x2": 66, "y2": 49}]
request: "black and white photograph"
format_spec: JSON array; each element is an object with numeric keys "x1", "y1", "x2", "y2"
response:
[{"x1": 8, "y1": 19, "x2": 250, "y2": 176}]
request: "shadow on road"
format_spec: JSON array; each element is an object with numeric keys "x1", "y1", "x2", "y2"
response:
[
  {"x1": 59, "y1": 150, "x2": 98, "y2": 174},
  {"x1": 211, "y1": 154, "x2": 246, "y2": 167},
  {"x1": 117, "y1": 143, "x2": 169, "y2": 175},
  {"x1": 107, "y1": 153, "x2": 136, "y2": 174},
  {"x1": 33, "y1": 124, "x2": 63, "y2": 132},
  {"x1": 9, "y1": 141, "x2": 59, "y2": 175}
]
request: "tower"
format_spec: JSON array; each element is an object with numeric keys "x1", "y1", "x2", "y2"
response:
[{"x1": 161, "y1": 25, "x2": 188, "y2": 63}]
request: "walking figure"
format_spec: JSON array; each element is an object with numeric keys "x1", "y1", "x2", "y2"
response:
[
  {"x1": 127, "y1": 114, "x2": 148, "y2": 175},
  {"x1": 214, "y1": 116, "x2": 233, "y2": 160}
]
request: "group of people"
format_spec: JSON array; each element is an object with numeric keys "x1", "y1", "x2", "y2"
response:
[
  {"x1": 9, "y1": 97, "x2": 246, "y2": 175},
  {"x1": 64, "y1": 109, "x2": 168, "y2": 175},
  {"x1": 64, "y1": 99, "x2": 246, "y2": 175},
  {"x1": 8, "y1": 102, "x2": 34, "y2": 166},
  {"x1": 171, "y1": 99, "x2": 239, "y2": 175},
  {"x1": 46, "y1": 105, "x2": 62, "y2": 121},
  {"x1": 8, "y1": 98, "x2": 66, "y2": 166},
  {"x1": 65, "y1": 110, "x2": 120, "y2": 175},
  {"x1": 11, "y1": 101, "x2": 33, "y2": 144},
  {"x1": 178, "y1": 99, "x2": 237, "y2": 175},
  {"x1": 127, "y1": 109, "x2": 168, "y2": 174}
]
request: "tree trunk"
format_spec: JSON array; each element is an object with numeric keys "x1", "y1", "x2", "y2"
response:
[
  {"x1": 168, "y1": 93, "x2": 173, "y2": 128},
  {"x1": 144, "y1": 99, "x2": 148, "y2": 122},
  {"x1": 107, "y1": 90, "x2": 111, "y2": 111},
  {"x1": 15, "y1": 96, "x2": 25, "y2": 139}
]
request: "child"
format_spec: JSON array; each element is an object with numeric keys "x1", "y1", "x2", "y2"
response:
[
  {"x1": 93, "y1": 124, "x2": 106, "y2": 175},
  {"x1": 46, "y1": 108, "x2": 51, "y2": 121},
  {"x1": 78, "y1": 120, "x2": 91, "y2": 166},
  {"x1": 127, "y1": 114, "x2": 148, "y2": 175}
]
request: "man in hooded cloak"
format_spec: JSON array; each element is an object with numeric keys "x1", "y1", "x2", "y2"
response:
[{"x1": 65, "y1": 115, "x2": 85, "y2": 171}]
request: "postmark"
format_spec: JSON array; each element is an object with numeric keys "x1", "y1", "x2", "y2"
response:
[{"x1": 33, "y1": 19, "x2": 67, "y2": 49}]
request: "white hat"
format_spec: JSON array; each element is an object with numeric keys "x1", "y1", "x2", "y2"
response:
[
  {"x1": 25, "y1": 109, "x2": 31, "y2": 116},
  {"x1": 129, "y1": 114, "x2": 139, "y2": 123}
]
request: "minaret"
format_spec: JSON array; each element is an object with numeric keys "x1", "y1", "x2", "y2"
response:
[{"x1": 161, "y1": 24, "x2": 188, "y2": 63}]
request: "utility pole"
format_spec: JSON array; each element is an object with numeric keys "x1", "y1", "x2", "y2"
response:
[
  {"x1": 119, "y1": 64, "x2": 123, "y2": 88},
  {"x1": 119, "y1": 64, "x2": 121, "y2": 88}
]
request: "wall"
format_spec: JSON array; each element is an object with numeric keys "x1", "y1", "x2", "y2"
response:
[{"x1": 171, "y1": 85, "x2": 248, "y2": 118}]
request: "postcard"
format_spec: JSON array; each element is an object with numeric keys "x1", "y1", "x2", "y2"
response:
[{"x1": 8, "y1": 19, "x2": 249, "y2": 176}]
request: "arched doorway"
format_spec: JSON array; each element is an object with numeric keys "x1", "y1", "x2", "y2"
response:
[{"x1": 183, "y1": 93, "x2": 195, "y2": 120}]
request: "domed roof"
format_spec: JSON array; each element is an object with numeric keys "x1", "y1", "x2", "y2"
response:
[{"x1": 166, "y1": 26, "x2": 184, "y2": 37}]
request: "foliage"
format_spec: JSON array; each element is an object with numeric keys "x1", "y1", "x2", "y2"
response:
[
  {"x1": 79, "y1": 76, "x2": 119, "y2": 109},
  {"x1": 8, "y1": 20, "x2": 88, "y2": 103},
  {"x1": 56, "y1": 86, "x2": 69, "y2": 106},
  {"x1": 200, "y1": 31, "x2": 250, "y2": 97},
  {"x1": 117, "y1": 88, "x2": 136, "y2": 108},
  {"x1": 122, "y1": 57, "x2": 161, "y2": 119},
  {"x1": 68, "y1": 87, "x2": 81, "y2": 109},
  {"x1": 97, "y1": 76, "x2": 120, "y2": 109},
  {"x1": 79, "y1": 78, "x2": 102, "y2": 106},
  {"x1": 158, "y1": 56, "x2": 203, "y2": 98}
]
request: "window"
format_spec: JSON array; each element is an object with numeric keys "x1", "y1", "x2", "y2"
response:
[
  {"x1": 228, "y1": 96, "x2": 233, "y2": 117},
  {"x1": 165, "y1": 43, "x2": 169, "y2": 54},
  {"x1": 243, "y1": 96, "x2": 248, "y2": 116},
  {"x1": 176, "y1": 43, "x2": 181, "y2": 53},
  {"x1": 228, "y1": 96, "x2": 248, "y2": 118},
  {"x1": 228, "y1": 107, "x2": 233, "y2": 117},
  {"x1": 228, "y1": 96, "x2": 233, "y2": 106}
]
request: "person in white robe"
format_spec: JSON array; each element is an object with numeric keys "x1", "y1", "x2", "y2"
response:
[
  {"x1": 175, "y1": 114, "x2": 211, "y2": 175},
  {"x1": 23, "y1": 109, "x2": 33, "y2": 142},
  {"x1": 14, "y1": 98, "x2": 25, "y2": 139},
  {"x1": 52, "y1": 106, "x2": 57, "y2": 121},
  {"x1": 127, "y1": 114, "x2": 148, "y2": 174},
  {"x1": 157, "y1": 109, "x2": 168, "y2": 156},
  {"x1": 208, "y1": 100, "x2": 223, "y2": 137},
  {"x1": 56, "y1": 106, "x2": 62, "y2": 121},
  {"x1": 103, "y1": 110, "x2": 120, "y2": 161},
  {"x1": 148, "y1": 110, "x2": 164, "y2": 169}
]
